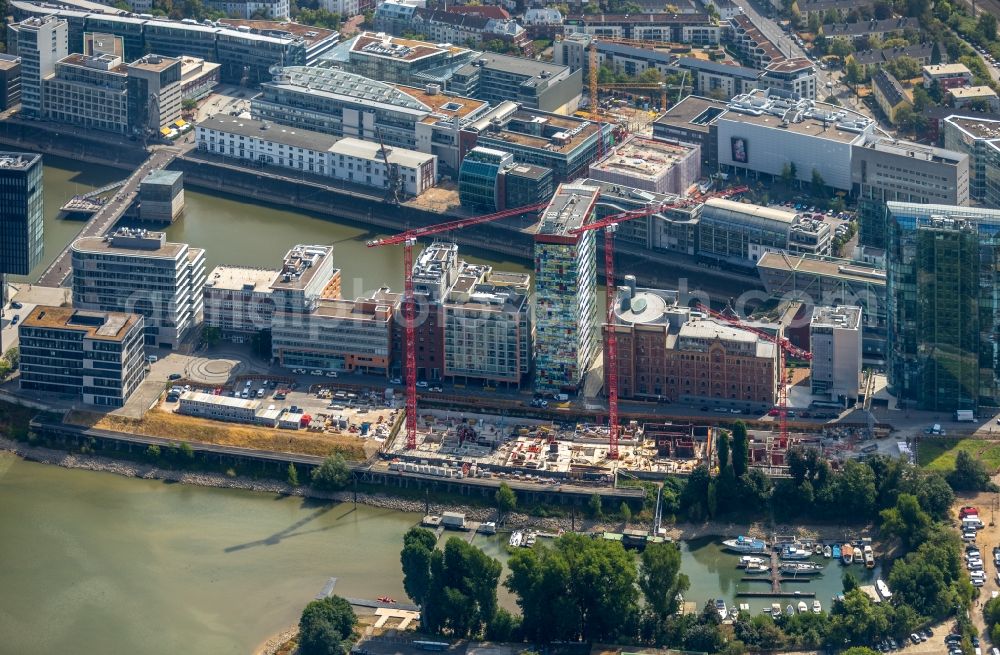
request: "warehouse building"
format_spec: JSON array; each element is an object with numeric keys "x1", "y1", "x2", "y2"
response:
[
  {"x1": 71, "y1": 228, "x2": 205, "y2": 349},
  {"x1": 605, "y1": 280, "x2": 778, "y2": 408},
  {"x1": 19, "y1": 306, "x2": 146, "y2": 407},
  {"x1": 533, "y1": 183, "x2": 599, "y2": 392},
  {"x1": 588, "y1": 136, "x2": 700, "y2": 196},
  {"x1": 196, "y1": 115, "x2": 438, "y2": 197}
]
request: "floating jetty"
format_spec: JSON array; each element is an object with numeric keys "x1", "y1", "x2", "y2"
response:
[
  {"x1": 59, "y1": 195, "x2": 104, "y2": 215},
  {"x1": 737, "y1": 590, "x2": 817, "y2": 598}
]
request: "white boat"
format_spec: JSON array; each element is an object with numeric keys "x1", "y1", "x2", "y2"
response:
[
  {"x1": 738, "y1": 555, "x2": 766, "y2": 568},
  {"x1": 524, "y1": 531, "x2": 537, "y2": 547},
  {"x1": 478, "y1": 521, "x2": 497, "y2": 535},
  {"x1": 770, "y1": 603, "x2": 782, "y2": 618},
  {"x1": 715, "y1": 599, "x2": 728, "y2": 620},
  {"x1": 723, "y1": 536, "x2": 768, "y2": 553},
  {"x1": 780, "y1": 544, "x2": 813, "y2": 560},
  {"x1": 876, "y1": 579, "x2": 892, "y2": 600},
  {"x1": 814, "y1": 543, "x2": 823, "y2": 555},
  {"x1": 812, "y1": 600, "x2": 822, "y2": 614},
  {"x1": 508, "y1": 530, "x2": 523, "y2": 548},
  {"x1": 841, "y1": 544, "x2": 854, "y2": 565},
  {"x1": 863, "y1": 545, "x2": 875, "y2": 569},
  {"x1": 823, "y1": 545, "x2": 832, "y2": 558},
  {"x1": 780, "y1": 561, "x2": 824, "y2": 575},
  {"x1": 745, "y1": 563, "x2": 770, "y2": 574},
  {"x1": 797, "y1": 601, "x2": 808, "y2": 613}
]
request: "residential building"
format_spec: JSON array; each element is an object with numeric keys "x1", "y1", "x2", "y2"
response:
[
  {"x1": 759, "y1": 58, "x2": 816, "y2": 100},
  {"x1": 523, "y1": 7, "x2": 563, "y2": 25},
  {"x1": 885, "y1": 202, "x2": 1000, "y2": 411},
  {"x1": 715, "y1": 90, "x2": 873, "y2": 190},
  {"x1": 871, "y1": 70, "x2": 910, "y2": 125},
  {"x1": 849, "y1": 43, "x2": 935, "y2": 73},
  {"x1": 18, "y1": 306, "x2": 146, "y2": 407},
  {"x1": 756, "y1": 252, "x2": 887, "y2": 358},
  {"x1": 0, "y1": 152, "x2": 43, "y2": 278},
  {"x1": 177, "y1": 390, "x2": 261, "y2": 422},
  {"x1": 942, "y1": 115, "x2": 1000, "y2": 204},
  {"x1": 605, "y1": 281, "x2": 778, "y2": 407},
  {"x1": 821, "y1": 17, "x2": 919, "y2": 42},
  {"x1": 797, "y1": 0, "x2": 874, "y2": 18},
  {"x1": 949, "y1": 86, "x2": 1000, "y2": 112},
  {"x1": 271, "y1": 288, "x2": 399, "y2": 374},
  {"x1": 554, "y1": 35, "x2": 677, "y2": 81},
  {"x1": 407, "y1": 7, "x2": 529, "y2": 51},
  {"x1": 676, "y1": 57, "x2": 760, "y2": 100},
  {"x1": 319, "y1": 0, "x2": 360, "y2": 16},
  {"x1": 651, "y1": 94, "x2": 728, "y2": 171},
  {"x1": 728, "y1": 14, "x2": 785, "y2": 69},
  {"x1": 698, "y1": 198, "x2": 831, "y2": 266},
  {"x1": 588, "y1": 136, "x2": 700, "y2": 196},
  {"x1": 699, "y1": 0, "x2": 742, "y2": 20},
  {"x1": 852, "y1": 136, "x2": 969, "y2": 249},
  {"x1": 139, "y1": 170, "x2": 185, "y2": 222},
  {"x1": 0, "y1": 55, "x2": 22, "y2": 110},
  {"x1": 205, "y1": 0, "x2": 289, "y2": 19},
  {"x1": 922, "y1": 63, "x2": 972, "y2": 90},
  {"x1": 252, "y1": 66, "x2": 496, "y2": 172},
  {"x1": 474, "y1": 107, "x2": 610, "y2": 182},
  {"x1": 922, "y1": 106, "x2": 1000, "y2": 144},
  {"x1": 533, "y1": 182, "x2": 599, "y2": 392},
  {"x1": 447, "y1": 52, "x2": 582, "y2": 114},
  {"x1": 9, "y1": 16, "x2": 67, "y2": 118},
  {"x1": 202, "y1": 265, "x2": 280, "y2": 341},
  {"x1": 195, "y1": 114, "x2": 438, "y2": 197},
  {"x1": 70, "y1": 227, "x2": 206, "y2": 349},
  {"x1": 809, "y1": 305, "x2": 862, "y2": 403},
  {"x1": 562, "y1": 13, "x2": 722, "y2": 45}
]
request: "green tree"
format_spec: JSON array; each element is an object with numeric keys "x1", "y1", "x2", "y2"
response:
[
  {"x1": 845, "y1": 58, "x2": 864, "y2": 84},
  {"x1": 843, "y1": 569, "x2": 860, "y2": 592},
  {"x1": 842, "y1": 648, "x2": 880, "y2": 655},
  {"x1": 680, "y1": 465, "x2": 711, "y2": 520},
  {"x1": 287, "y1": 462, "x2": 300, "y2": 486},
  {"x1": 948, "y1": 450, "x2": 993, "y2": 491},
  {"x1": 146, "y1": 444, "x2": 161, "y2": 460},
  {"x1": 496, "y1": 482, "x2": 517, "y2": 515},
  {"x1": 830, "y1": 37, "x2": 854, "y2": 60},
  {"x1": 808, "y1": 11, "x2": 821, "y2": 33},
  {"x1": 400, "y1": 527, "x2": 437, "y2": 606},
  {"x1": 201, "y1": 325, "x2": 221, "y2": 347},
  {"x1": 730, "y1": 423, "x2": 748, "y2": 477},
  {"x1": 588, "y1": 492, "x2": 604, "y2": 518},
  {"x1": 639, "y1": 541, "x2": 688, "y2": 618},
  {"x1": 810, "y1": 168, "x2": 828, "y2": 198},
  {"x1": 506, "y1": 533, "x2": 639, "y2": 642},
  {"x1": 178, "y1": 442, "x2": 195, "y2": 460},
  {"x1": 298, "y1": 595, "x2": 357, "y2": 655},
  {"x1": 979, "y1": 12, "x2": 998, "y2": 41},
  {"x1": 716, "y1": 430, "x2": 730, "y2": 471},
  {"x1": 311, "y1": 453, "x2": 351, "y2": 491},
  {"x1": 619, "y1": 501, "x2": 632, "y2": 523},
  {"x1": 880, "y1": 492, "x2": 932, "y2": 549},
  {"x1": 423, "y1": 538, "x2": 502, "y2": 637},
  {"x1": 181, "y1": 98, "x2": 198, "y2": 111},
  {"x1": 828, "y1": 589, "x2": 892, "y2": 645}
]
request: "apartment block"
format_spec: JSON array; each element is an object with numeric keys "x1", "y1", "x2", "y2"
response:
[
  {"x1": 562, "y1": 12, "x2": 722, "y2": 45},
  {"x1": 809, "y1": 305, "x2": 862, "y2": 403},
  {"x1": 19, "y1": 306, "x2": 146, "y2": 407},
  {"x1": 533, "y1": 183, "x2": 599, "y2": 392},
  {"x1": 852, "y1": 136, "x2": 969, "y2": 249},
  {"x1": 922, "y1": 63, "x2": 973, "y2": 90},
  {"x1": 885, "y1": 202, "x2": 1000, "y2": 411},
  {"x1": 71, "y1": 228, "x2": 206, "y2": 349},
  {"x1": 605, "y1": 280, "x2": 778, "y2": 407},
  {"x1": 759, "y1": 58, "x2": 816, "y2": 100}
]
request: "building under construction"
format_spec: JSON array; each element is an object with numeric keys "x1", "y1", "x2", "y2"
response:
[{"x1": 588, "y1": 135, "x2": 701, "y2": 196}]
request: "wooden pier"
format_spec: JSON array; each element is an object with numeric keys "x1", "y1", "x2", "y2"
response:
[
  {"x1": 59, "y1": 196, "x2": 104, "y2": 215},
  {"x1": 737, "y1": 590, "x2": 816, "y2": 598}
]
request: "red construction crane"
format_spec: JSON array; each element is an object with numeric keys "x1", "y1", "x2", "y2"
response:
[
  {"x1": 695, "y1": 303, "x2": 812, "y2": 448},
  {"x1": 570, "y1": 185, "x2": 749, "y2": 459},
  {"x1": 366, "y1": 203, "x2": 547, "y2": 449}
]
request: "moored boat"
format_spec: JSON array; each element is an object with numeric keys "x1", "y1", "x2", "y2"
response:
[
  {"x1": 841, "y1": 544, "x2": 854, "y2": 565},
  {"x1": 780, "y1": 544, "x2": 813, "y2": 560},
  {"x1": 524, "y1": 531, "x2": 537, "y2": 547},
  {"x1": 745, "y1": 563, "x2": 770, "y2": 574},
  {"x1": 823, "y1": 545, "x2": 832, "y2": 558},
  {"x1": 723, "y1": 536, "x2": 768, "y2": 553},
  {"x1": 863, "y1": 544, "x2": 875, "y2": 569},
  {"x1": 509, "y1": 530, "x2": 523, "y2": 548},
  {"x1": 478, "y1": 522, "x2": 497, "y2": 535},
  {"x1": 812, "y1": 600, "x2": 822, "y2": 614},
  {"x1": 832, "y1": 544, "x2": 841, "y2": 560},
  {"x1": 785, "y1": 604, "x2": 794, "y2": 616},
  {"x1": 814, "y1": 543, "x2": 823, "y2": 555},
  {"x1": 770, "y1": 603, "x2": 782, "y2": 618},
  {"x1": 715, "y1": 599, "x2": 728, "y2": 620},
  {"x1": 797, "y1": 601, "x2": 808, "y2": 613},
  {"x1": 780, "y1": 561, "x2": 824, "y2": 575},
  {"x1": 876, "y1": 579, "x2": 892, "y2": 600},
  {"x1": 738, "y1": 555, "x2": 766, "y2": 568}
]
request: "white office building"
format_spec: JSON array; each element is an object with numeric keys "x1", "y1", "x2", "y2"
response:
[
  {"x1": 9, "y1": 16, "x2": 68, "y2": 117},
  {"x1": 810, "y1": 305, "x2": 862, "y2": 403},
  {"x1": 71, "y1": 227, "x2": 206, "y2": 349}
]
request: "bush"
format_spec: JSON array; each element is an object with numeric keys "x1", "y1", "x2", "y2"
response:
[{"x1": 312, "y1": 454, "x2": 351, "y2": 491}]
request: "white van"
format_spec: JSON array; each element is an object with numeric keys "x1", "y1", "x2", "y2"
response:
[
  {"x1": 256, "y1": 388, "x2": 265, "y2": 398},
  {"x1": 931, "y1": 424, "x2": 942, "y2": 435}
]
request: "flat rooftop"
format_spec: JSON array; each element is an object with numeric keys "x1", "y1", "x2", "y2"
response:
[
  {"x1": 756, "y1": 251, "x2": 886, "y2": 285},
  {"x1": 857, "y1": 136, "x2": 966, "y2": 165},
  {"x1": 0, "y1": 54, "x2": 20, "y2": 70},
  {"x1": 198, "y1": 114, "x2": 341, "y2": 152},
  {"x1": 271, "y1": 244, "x2": 333, "y2": 291},
  {"x1": 143, "y1": 169, "x2": 183, "y2": 185},
  {"x1": 0, "y1": 152, "x2": 40, "y2": 169},
  {"x1": 653, "y1": 95, "x2": 729, "y2": 132},
  {"x1": 204, "y1": 265, "x2": 279, "y2": 293},
  {"x1": 72, "y1": 233, "x2": 186, "y2": 259},
  {"x1": 180, "y1": 390, "x2": 261, "y2": 410},
  {"x1": 460, "y1": 51, "x2": 567, "y2": 79},
  {"x1": 506, "y1": 164, "x2": 551, "y2": 181},
  {"x1": 396, "y1": 84, "x2": 489, "y2": 124},
  {"x1": 811, "y1": 305, "x2": 862, "y2": 329},
  {"x1": 720, "y1": 92, "x2": 871, "y2": 143},
  {"x1": 351, "y1": 32, "x2": 461, "y2": 62},
  {"x1": 945, "y1": 115, "x2": 1000, "y2": 139},
  {"x1": 923, "y1": 63, "x2": 971, "y2": 77},
  {"x1": 591, "y1": 136, "x2": 696, "y2": 181},
  {"x1": 60, "y1": 52, "x2": 126, "y2": 73},
  {"x1": 764, "y1": 57, "x2": 813, "y2": 73},
  {"x1": 535, "y1": 183, "x2": 600, "y2": 236},
  {"x1": 311, "y1": 290, "x2": 400, "y2": 321},
  {"x1": 217, "y1": 18, "x2": 337, "y2": 45},
  {"x1": 704, "y1": 197, "x2": 797, "y2": 224},
  {"x1": 950, "y1": 85, "x2": 998, "y2": 99},
  {"x1": 20, "y1": 306, "x2": 141, "y2": 341},
  {"x1": 129, "y1": 54, "x2": 179, "y2": 73}
]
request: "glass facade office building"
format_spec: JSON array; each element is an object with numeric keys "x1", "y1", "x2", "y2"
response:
[
  {"x1": 0, "y1": 152, "x2": 43, "y2": 277},
  {"x1": 885, "y1": 202, "x2": 1000, "y2": 411}
]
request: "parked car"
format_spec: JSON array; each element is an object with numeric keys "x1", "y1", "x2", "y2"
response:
[
  {"x1": 309, "y1": 369, "x2": 323, "y2": 376},
  {"x1": 326, "y1": 371, "x2": 338, "y2": 378},
  {"x1": 168, "y1": 373, "x2": 182, "y2": 380},
  {"x1": 10, "y1": 301, "x2": 22, "y2": 309},
  {"x1": 416, "y1": 381, "x2": 429, "y2": 388}
]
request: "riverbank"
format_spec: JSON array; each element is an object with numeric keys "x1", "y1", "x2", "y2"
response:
[{"x1": 0, "y1": 435, "x2": 870, "y2": 542}]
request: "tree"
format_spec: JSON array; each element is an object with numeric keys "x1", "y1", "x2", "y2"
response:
[
  {"x1": 810, "y1": 168, "x2": 827, "y2": 199},
  {"x1": 181, "y1": 98, "x2": 198, "y2": 111},
  {"x1": 843, "y1": 569, "x2": 860, "y2": 592},
  {"x1": 423, "y1": 538, "x2": 502, "y2": 637},
  {"x1": 829, "y1": 37, "x2": 854, "y2": 61},
  {"x1": 979, "y1": 12, "x2": 998, "y2": 41},
  {"x1": 716, "y1": 430, "x2": 730, "y2": 471},
  {"x1": 506, "y1": 533, "x2": 639, "y2": 642},
  {"x1": 880, "y1": 492, "x2": 932, "y2": 549},
  {"x1": 178, "y1": 441, "x2": 195, "y2": 460},
  {"x1": 828, "y1": 589, "x2": 892, "y2": 645},
  {"x1": 808, "y1": 11, "x2": 821, "y2": 33},
  {"x1": 947, "y1": 450, "x2": 992, "y2": 491},
  {"x1": 400, "y1": 527, "x2": 437, "y2": 606},
  {"x1": 639, "y1": 541, "x2": 688, "y2": 618},
  {"x1": 287, "y1": 462, "x2": 300, "y2": 486},
  {"x1": 201, "y1": 325, "x2": 221, "y2": 347},
  {"x1": 588, "y1": 492, "x2": 604, "y2": 518},
  {"x1": 495, "y1": 483, "x2": 517, "y2": 515},
  {"x1": 619, "y1": 501, "x2": 632, "y2": 523},
  {"x1": 845, "y1": 58, "x2": 864, "y2": 84},
  {"x1": 731, "y1": 422, "x2": 748, "y2": 477},
  {"x1": 146, "y1": 444, "x2": 161, "y2": 460},
  {"x1": 298, "y1": 595, "x2": 357, "y2": 655},
  {"x1": 311, "y1": 453, "x2": 351, "y2": 491},
  {"x1": 680, "y1": 465, "x2": 711, "y2": 520}
]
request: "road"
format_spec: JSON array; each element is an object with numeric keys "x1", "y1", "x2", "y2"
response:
[{"x1": 36, "y1": 146, "x2": 181, "y2": 288}]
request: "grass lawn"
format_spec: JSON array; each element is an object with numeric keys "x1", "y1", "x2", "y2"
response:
[{"x1": 918, "y1": 437, "x2": 1000, "y2": 473}]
